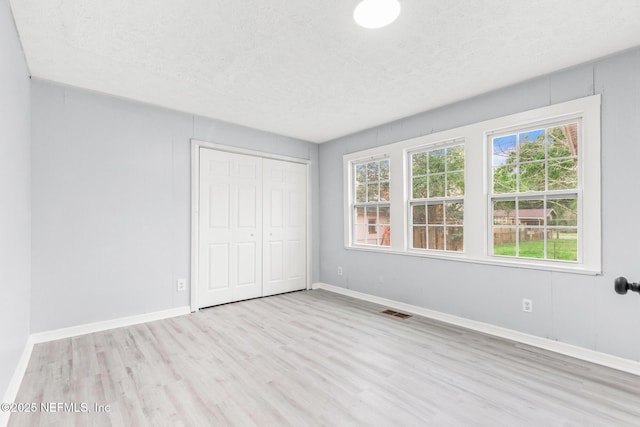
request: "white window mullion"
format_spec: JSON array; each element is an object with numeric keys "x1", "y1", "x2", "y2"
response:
[
  {"x1": 464, "y1": 128, "x2": 485, "y2": 258},
  {"x1": 388, "y1": 145, "x2": 405, "y2": 252}
]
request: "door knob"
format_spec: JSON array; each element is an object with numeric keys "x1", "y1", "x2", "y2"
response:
[{"x1": 615, "y1": 277, "x2": 640, "y2": 295}]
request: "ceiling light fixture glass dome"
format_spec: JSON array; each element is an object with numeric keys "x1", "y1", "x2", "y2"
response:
[{"x1": 353, "y1": 0, "x2": 401, "y2": 29}]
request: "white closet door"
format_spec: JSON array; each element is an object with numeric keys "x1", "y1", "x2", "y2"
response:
[
  {"x1": 198, "y1": 149, "x2": 262, "y2": 308},
  {"x1": 263, "y1": 159, "x2": 307, "y2": 296}
]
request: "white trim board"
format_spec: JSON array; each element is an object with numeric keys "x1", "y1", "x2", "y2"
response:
[
  {"x1": 191, "y1": 139, "x2": 312, "y2": 165},
  {"x1": 1, "y1": 306, "x2": 189, "y2": 427},
  {"x1": 311, "y1": 282, "x2": 640, "y2": 377},
  {"x1": 1, "y1": 337, "x2": 34, "y2": 427},
  {"x1": 31, "y1": 306, "x2": 191, "y2": 343}
]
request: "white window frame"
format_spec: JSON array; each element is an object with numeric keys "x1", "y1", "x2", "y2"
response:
[{"x1": 343, "y1": 95, "x2": 601, "y2": 275}]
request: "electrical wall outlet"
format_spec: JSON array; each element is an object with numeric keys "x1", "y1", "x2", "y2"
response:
[
  {"x1": 337, "y1": 266, "x2": 343, "y2": 276},
  {"x1": 522, "y1": 298, "x2": 533, "y2": 313},
  {"x1": 177, "y1": 279, "x2": 187, "y2": 291}
]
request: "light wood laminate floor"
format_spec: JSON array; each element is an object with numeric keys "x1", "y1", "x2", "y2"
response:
[{"x1": 9, "y1": 289, "x2": 640, "y2": 426}]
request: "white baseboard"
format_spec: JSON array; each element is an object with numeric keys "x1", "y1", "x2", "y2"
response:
[
  {"x1": 1, "y1": 337, "x2": 34, "y2": 427},
  {"x1": 30, "y1": 306, "x2": 191, "y2": 344},
  {"x1": 311, "y1": 282, "x2": 640, "y2": 377},
  {"x1": 1, "y1": 306, "x2": 191, "y2": 427}
]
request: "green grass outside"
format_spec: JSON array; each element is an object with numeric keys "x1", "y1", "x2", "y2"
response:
[{"x1": 494, "y1": 238, "x2": 577, "y2": 261}]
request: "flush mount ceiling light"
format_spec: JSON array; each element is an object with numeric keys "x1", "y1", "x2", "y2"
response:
[{"x1": 353, "y1": 0, "x2": 401, "y2": 29}]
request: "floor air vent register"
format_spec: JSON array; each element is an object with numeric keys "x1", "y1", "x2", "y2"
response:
[{"x1": 381, "y1": 309, "x2": 412, "y2": 319}]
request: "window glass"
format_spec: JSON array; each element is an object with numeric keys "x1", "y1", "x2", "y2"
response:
[
  {"x1": 490, "y1": 122, "x2": 579, "y2": 262},
  {"x1": 352, "y1": 159, "x2": 391, "y2": 246},
  {"x1": 410, "y1": 144, "x2": 465, "y2": 252}
]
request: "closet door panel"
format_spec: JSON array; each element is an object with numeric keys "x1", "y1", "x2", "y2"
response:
[
  {"x1": 263, "y1": 159, "x2": 307, "y2": 296},
  {"x1": 198, "y1": 149, "x2": 262, "y2": 308}
]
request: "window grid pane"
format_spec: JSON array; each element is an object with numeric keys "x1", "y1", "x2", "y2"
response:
[
  {"x1": 352, "y1": 158, "x2": 391, "y2": 247},
  {"x1": 491, "y1": 196, "x2": 578, "y2": 262},
  {"x1": 490, "y1": 121, "x2": 579, "y2": 262},
  {"x1": 491, "y1": 122, "x2": 578, "y2": 195},
  {"x1": 491, "y1": 122, "x2": 579, "y2": 262},
  {"x1": 409, "y1": 143, "x2": 465, "y2": 252}
]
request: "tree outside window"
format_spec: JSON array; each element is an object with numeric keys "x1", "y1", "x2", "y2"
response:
[
  {"x1": 410, "y1": 144, "x2": 465, "y2": 252},
  {"x1": 491, "y1": 122, "x2": 579, "y2": 261}
]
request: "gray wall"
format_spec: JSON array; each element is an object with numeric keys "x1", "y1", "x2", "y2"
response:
[
  {"x1": 31, "y1": 80, "x2": 319, "y2": 332},
  {"x1": 319, "y1": 47, "x2": 640, "y2": 361},
  {"x1": 0, "y1": 0, "x2": 31, "y2": 399}
]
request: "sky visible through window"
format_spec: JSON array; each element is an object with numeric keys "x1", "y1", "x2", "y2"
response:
[{"x1": 491, "y1": 123, "x2": 579, "y2": 261}]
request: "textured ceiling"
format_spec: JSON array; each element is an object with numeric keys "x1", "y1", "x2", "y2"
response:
[{"x1": 9, "y1": 0, "x2": 640, "y2": 143}]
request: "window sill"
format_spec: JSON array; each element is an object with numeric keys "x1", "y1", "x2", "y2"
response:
[{"x1": 345, "y1": 245, "x2": 601, "y2": 276}]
